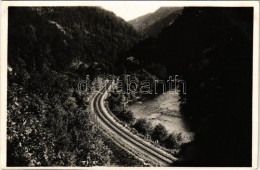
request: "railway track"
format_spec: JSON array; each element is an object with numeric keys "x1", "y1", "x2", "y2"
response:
[{"x1": 91, "y1": 82, "x2": 177, "y2": 166}]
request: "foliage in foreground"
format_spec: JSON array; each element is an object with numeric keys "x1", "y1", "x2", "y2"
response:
[{"x1": 7, "y1": 68, "x2": 112, "y2": 166}]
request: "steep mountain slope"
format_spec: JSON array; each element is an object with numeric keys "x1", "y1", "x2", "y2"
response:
[
  {"x1": 131, "y1": 7, "x2": 253, "y2": 166},
  {"x1": 7, "y1": 7, "x2": 141, "y2": 166},
  {"x1": 129, "y1": 7, "x2": 183, "y2": 37},
  {"x1": 9, "y1": 7, "x2": 140, "y2": 74}
]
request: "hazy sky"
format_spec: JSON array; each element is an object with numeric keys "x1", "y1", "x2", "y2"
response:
[
  {"x1": 99, "y1": 2, "x2": 161, "y2": 21},
  {"x1": 81, "y1": 1, "x2": 181, "y2": 21}
]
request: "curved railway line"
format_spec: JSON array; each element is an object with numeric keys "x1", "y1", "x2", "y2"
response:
[{"x1": 91, "y1": 82, "x2": 177, "y2": 166}]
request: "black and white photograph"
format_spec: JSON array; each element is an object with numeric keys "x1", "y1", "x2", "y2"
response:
[{"x1": 0, "y1": 1, "x2": 259, "y2": 168}]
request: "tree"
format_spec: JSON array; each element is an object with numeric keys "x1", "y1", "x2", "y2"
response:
[
  {"x1": 151, "y1": 124, "x2": 168, "y2": 143},
  {"x1": 133, "y1": 119, "x2": 152, "y2": 136}
]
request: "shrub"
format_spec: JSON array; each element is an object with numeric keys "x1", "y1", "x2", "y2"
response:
[
  {"x1": 164, "y1": 133, "x2": 182, "y2": 149},
  {"x1": 133, "y1": 119, "x2": 152, "y2": 136},
  {"x1": 151, "y1": 123, "x2": 168, "y2": 143},
  {"x1": 118, "y1": 110, "x2": 135, "y2": 124}
]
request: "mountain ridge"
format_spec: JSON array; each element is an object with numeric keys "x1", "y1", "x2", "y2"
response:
[{"x1": 129, "y1": 7, "x2": 183, "y2": 37}]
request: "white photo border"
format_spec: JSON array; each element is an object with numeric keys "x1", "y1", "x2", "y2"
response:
[{"x1": 0, "y1": 1, "x2": 259, "y2": 169}]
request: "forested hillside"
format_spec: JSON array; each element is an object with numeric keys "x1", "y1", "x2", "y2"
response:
[
  {"x1": 129, "y1": 7, "x2": 183, "y2": 37},
  {"x1": 9, "y1": 7, "x2": 140, "y2": 73},
  {"x1": 131, "y1": 7, "x2": 253, "y2": 166},
  {"x1": 7, "y1": 7, "x2": 140, "y2": 166}
]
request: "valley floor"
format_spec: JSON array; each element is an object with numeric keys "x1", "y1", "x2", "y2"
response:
[{"x1": 127, "y1": 91, "x2": 194, "y2": 144}]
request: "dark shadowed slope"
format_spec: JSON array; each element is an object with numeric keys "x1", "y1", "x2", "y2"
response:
[
  {"x1": 129, "y1": 7, "x2": 183, "y2": 37},
  {"x1": 131, "y1": 7, "x2": 253, "y2": 166}
]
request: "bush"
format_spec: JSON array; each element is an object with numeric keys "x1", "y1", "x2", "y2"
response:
[
  {"x1": 164, "y1": 133, "x2": 182, "y2": 149},
  {"x1": 119, "y1": 110, "x2": 135, "y2": 124},
  {"x1": 151, "y1": 123, "x2": 168, "y2": 143},
  {"x1": 133, "y1": 119, "x2": 152, "y2": 136}
]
